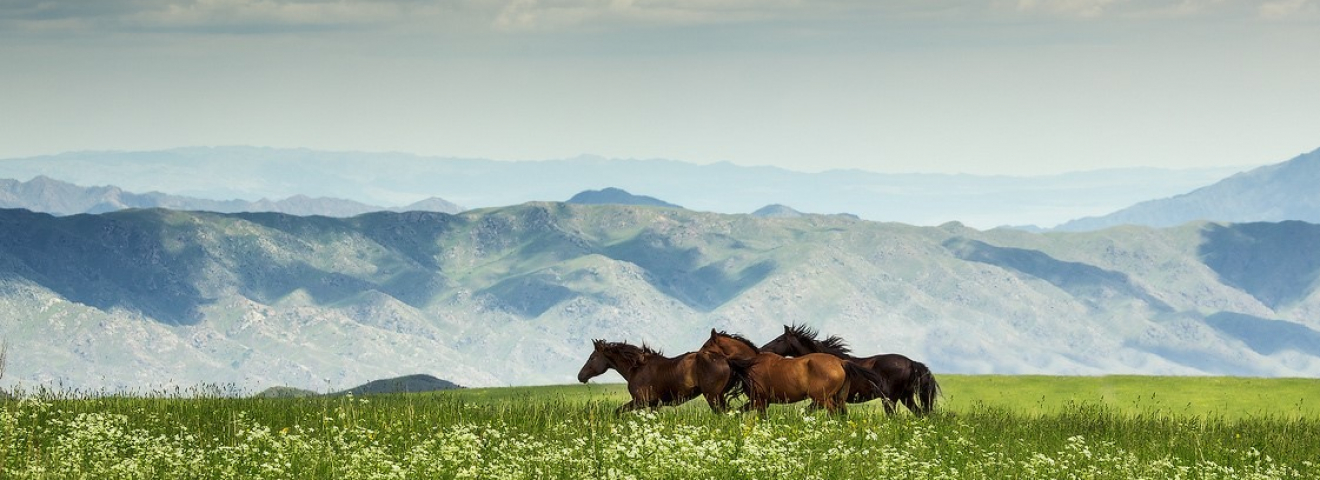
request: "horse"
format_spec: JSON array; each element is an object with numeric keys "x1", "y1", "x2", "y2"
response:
[
  {"x1": 761, "y1": 324, "x2": 941, "y2": 415},
  {"x1": 577, "y1": 339, "x2": 738, "y2": 414},
  {"x1": 699, "y1": 329, "x2": 886, "y2": 415},
  {"x1": 700, "y1": 329, "x2": 760, "y2": 362}
]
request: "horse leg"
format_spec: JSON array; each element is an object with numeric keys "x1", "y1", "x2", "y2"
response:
[
  {"x1": 617, "y1": 396, "x2": 659, "y2": 415},
  {"x1": 615, "y1": 401, "x2": 641, "y2": 415},
  {"x1": 740, "y1": 399, "x2": 768, "y2": 417},
  {"x1": 830, "y1": 387, "x2": 850, "y2": 415},
  {"x1": 833, "y1": 401, "x2": 848, "y2": 415},
  {"x1": 882, "y1": 396, "x2": 897, "y2": 415},
  {"x1": 901, "y1": 395, "x2": 920, "y2": 415},
  {"x1": 704, "y1": 391, "x2": 727, "y2": 413}
]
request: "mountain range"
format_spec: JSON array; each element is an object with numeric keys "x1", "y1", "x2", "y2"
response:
[
  {"x1": 1056, "y1": 148, "x2": 1320, "y2": 231},
  {"x1": 0, "y1": 176, "x2": 463, "y2": 217},
  {"x1": 0, "y1": 146, "x2": 1250, "y2": 229},
  {"x1": 1, "y1": 203, "x2": 1318, "y2": 393}
]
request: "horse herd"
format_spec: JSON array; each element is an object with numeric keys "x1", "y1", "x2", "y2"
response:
[{"x1": 577, "y1": 324, "x2": 940, "y2": 416}]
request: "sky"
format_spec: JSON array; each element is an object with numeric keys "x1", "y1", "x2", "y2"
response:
[{"x1": 1, "y1": 0, "x2": 1317, "y2": 176}]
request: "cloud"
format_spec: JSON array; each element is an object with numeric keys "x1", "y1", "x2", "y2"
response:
[
  {"x1": 1012, "y1": 0, "x2": 1124, "y2": 18},
  {"x1": 0, "y1": 0, "x2": 435, "y2": 35},
  {"x1": 3, "y1": 0, "x2": 1313, "y2": 39},
  {"x1": 1259, "y1": 0, "x2": 1319, "y2": 19},
  {"x1": 489, "y1": 0, "x2": 818, "y2": 31},
  {"x1": 1000, "y1": 0, "x2": 1293, "y2": 20},
  {"x1": 135, "y1": 0, "x2": 406, "y2": 29}
]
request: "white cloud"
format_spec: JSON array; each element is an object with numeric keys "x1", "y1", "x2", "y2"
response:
[
  {"x1": 1013, "y1": 0, "x2": 1124, "y2": 18},
  {"x1": 0, "y1": 0, "x2": 446, "y2": 34},
  {"x1": 1000, "y1": 0, "x2": 1300, "y2": 20},
  {"x1": 1259, "y1": 0, "x2": 1319, "y2": 19},
  {"x1": 133, "y1": 0, "x2": 408, "y2": 30},
  {"x1": 489, "y1": 0, "x2": 813, "y2": 31}
]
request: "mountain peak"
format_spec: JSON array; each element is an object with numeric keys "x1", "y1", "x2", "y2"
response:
[
  {"x1": 565, "y1": 188, "x2": 681, "y2": 209},
  {"x1": 330, "y1": 374, "x2": 463, "y2": 396},
  {"x1": 751, "y1": 204, "x2": 804, "y2": 218}
]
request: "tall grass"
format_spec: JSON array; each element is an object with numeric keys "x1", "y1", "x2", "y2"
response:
[{"x1": 1, "y1": 378, "x2": 1317, "y2": 479}]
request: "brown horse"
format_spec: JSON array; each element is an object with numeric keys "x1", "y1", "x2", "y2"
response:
[
  {"x1": 762, "y1": 324, "x2": 941, "y2": 415},
  {"x1": 700, "y1": 329, "x2": 886, "y2": 415},
  {"x1": 577, "y1": 339, "x2": 737, "y2": 414},
  {"x1": 700, "y1": 329, "x2": 760, "y2": 362}
]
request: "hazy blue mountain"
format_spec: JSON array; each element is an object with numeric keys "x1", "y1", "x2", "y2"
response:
[
  {"x1": 399, "y1": 197, "x2": 464, "y2": 214},
  {"x1": 1, "y1": 204, "x2": 1318, "y2": 393},
  {"x1": 0, "y1": 176, "x2": 464, "y2": 216},
  {"x1": 1056, "y1": 147, "x2": 1320, "y2": 231},
  {"x1": 0, "y1": 147, "x2": 1247, "y2": 229},
  {"x1": 752, "y1": 204, "x2": 805, "y2": 218},
  {"x1": 566, "y1": 188, "x2": 681, "y2": 208}
]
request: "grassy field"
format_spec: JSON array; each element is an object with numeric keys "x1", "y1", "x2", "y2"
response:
[
  {"x1": 2, "y1": 375, "x2": 1318, "y2": 479},
  {"x1": 460, "y1": 375, "x2": 1320, "y2": 420}
]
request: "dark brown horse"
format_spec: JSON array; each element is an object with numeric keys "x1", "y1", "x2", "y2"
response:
[
  {"x1": 700, "y1": 329, "x2": 886, "y2": 415},
  {"x1": 577, "y1": 339, "x2": 737, "y2": 414},
  {"x1": 762, "y1": 324, "x2": 941, "y2": 415}
]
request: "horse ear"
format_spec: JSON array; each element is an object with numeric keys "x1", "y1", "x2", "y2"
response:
[
  {"x1": 710, "y1": 328, "x2": 718, "y2": 337},
  {"x1": 784, "y1": 325, "x2": 792, "y2": 333},
  {"x1": 592, "y1": 339, "x2": 604, "y2": 350}
]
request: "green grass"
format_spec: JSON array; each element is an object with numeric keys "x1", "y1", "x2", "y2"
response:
[
  {"x1": 459, "y1": 375, "x2": 1320, "y2": 420},
  {"x1": 935, "y1": 375, "x2": 1320, "y2": 420},
  {"x1": 2, "y1": 376, "x2": 1318, "y2": 479}
]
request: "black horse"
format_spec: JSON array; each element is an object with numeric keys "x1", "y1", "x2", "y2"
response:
[{"x1": 761, "y1": 324, "x2": 941, "y2": 415}]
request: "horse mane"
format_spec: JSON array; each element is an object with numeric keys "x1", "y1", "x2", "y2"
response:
[
  {"x1": 593, "y1": 340, "x2": 663, "y2": 368},
  {"x1": 818, "y1": 335, "x2": 852, "y2": 356},
  {"x1": 786, "y1": 323, "x2": 819, "y2": 341},
  {"x1": 713, "y1": 330, "x2": 760, "y2": 353},
  {"x1": 785, "y1": 324, "x2": 851, "y2": 356}
]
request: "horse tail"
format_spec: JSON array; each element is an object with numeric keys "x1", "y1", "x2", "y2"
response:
[
  {"x1": 702, "y1": 351, "x2": 746, "y2": 406},
  {"x1": 725, "y1": 356, "x2": 759, "y2": 403},
  {"x1": 843, "y1": 360, "x2": 888, "y2": 402},
  {"x1": 912, "y1": 361, "x2": 941, "y2": 415}
]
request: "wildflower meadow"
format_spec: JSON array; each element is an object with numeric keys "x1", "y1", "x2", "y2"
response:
[{"x1": 1, "y1": 376, "x2": 1317, "y2": 479}]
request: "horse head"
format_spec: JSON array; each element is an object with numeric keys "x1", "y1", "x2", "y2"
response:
[
  {"x1": 762, "y1": 324, "x2": 851, "y2": 357},
  {"x1": 761, "y1": 324, "x2": 811, "y2": 356},
  {"x1": 700, "y1": 328, "x2": 759, "y2": 361},
  {"x1": 577, "y1": 339, "x2": 611, "y2": 383}
]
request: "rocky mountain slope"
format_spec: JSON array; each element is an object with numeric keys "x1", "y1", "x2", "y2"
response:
[
  {"x1": 0, "y1": 204, "x2": 1317, "y2": 393},
  {"x1": 1057, "y1": 147, "x2": 1320, "y2": 231}
]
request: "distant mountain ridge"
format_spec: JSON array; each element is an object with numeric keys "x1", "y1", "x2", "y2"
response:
[
  {"x1": 0, "y1": 176, "x2": 464, "y2": 216},
  {"x1": 0, "y1": 146, "x2": 1250, "y2": 228},
  {"x1": 1056, "y1": 147, "x2": 1320, "y2": 231},
  {"x1": 1, "y1": 204, "x2": 1319, "y2": 392},
  {"x1": 566, "y1": 188, "x2": 681, "y2": 208},
  {"x1": 253, "y1": 374, "x2": 461, "y2": 398},
  {"x1": 329, "y1": 374, "x2": 462, "y2": 396}
]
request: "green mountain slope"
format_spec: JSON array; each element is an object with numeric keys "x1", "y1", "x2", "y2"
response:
[{"x1": 0, "y1": 205, "x2": 1317, "y2": 392}]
